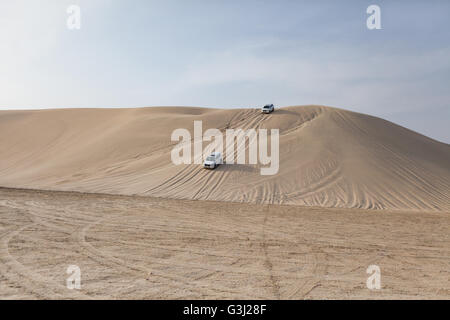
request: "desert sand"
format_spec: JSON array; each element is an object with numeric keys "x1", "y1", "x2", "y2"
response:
[
  {"x1": 0, "y1": 188, "x2": 448, "y2": 299},
  {"x1": 0, "y1": 105, "x2": 449, "y2": 299},
  {"x1": 0, "y1": 105, "x2": 449, "y2": 210}
]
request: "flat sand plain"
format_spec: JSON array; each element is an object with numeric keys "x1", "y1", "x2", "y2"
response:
[{"x1": 1, "y1": 188, "x2": 448, "y2": 299}]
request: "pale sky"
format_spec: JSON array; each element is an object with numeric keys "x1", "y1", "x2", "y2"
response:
[{"x1": 0, "y1": 0, "x2": 449, "y2": 142}]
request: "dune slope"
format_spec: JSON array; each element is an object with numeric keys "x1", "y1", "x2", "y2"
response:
[{"x1": 0, "y1": 106, "x2": 449, "y2": 210}]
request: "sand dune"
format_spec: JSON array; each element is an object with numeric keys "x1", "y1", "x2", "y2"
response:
[{"x1": 0, "y1": 105, "x2": 449, "y2": 211}]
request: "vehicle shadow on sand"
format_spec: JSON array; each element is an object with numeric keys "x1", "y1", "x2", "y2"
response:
[{"x1": 214, "y1": 163, "x2": 260, "y2": 173}]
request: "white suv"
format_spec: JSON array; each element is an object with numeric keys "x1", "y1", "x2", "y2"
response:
[
  {"x1": 262, "y1": 104, "x2": 274, "y2": 113},
  {"x1": 203, "y1": 152, "x2": 223, "y2": 169}
]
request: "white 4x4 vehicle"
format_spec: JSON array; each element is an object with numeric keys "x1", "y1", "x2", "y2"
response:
[
  {"x1": 203, "y1": 152, "x2": 223, "y2": 169},
  {"x1": 262, "y1": 104, "x2": 275, "y2": 113}
]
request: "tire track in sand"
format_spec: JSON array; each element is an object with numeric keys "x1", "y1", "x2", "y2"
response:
[{"x1": 0, "y1": 224, "x2": 89, "y2": 299}]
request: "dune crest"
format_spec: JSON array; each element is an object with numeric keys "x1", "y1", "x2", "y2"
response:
[{"x1": 0, "y1": 105, "x2": 449, "y2": 211}]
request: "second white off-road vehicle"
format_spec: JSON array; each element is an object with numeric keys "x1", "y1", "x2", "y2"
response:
[
  {"x1": 203, "y1": 152, "x2": 223, "y2": 169},
  {"x1": 262, "y1": 104, "x2": 275, "y2": 113}
]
